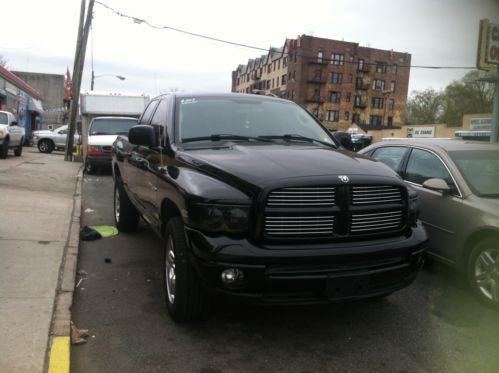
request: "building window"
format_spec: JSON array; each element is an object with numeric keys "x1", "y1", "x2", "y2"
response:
[
  {"x1": 392, "y1": 64, "x2": 398, "y2": 74},
  {"x1": 330, "y1": 72, "x2": 342, "y2": 84},
  {"x1": 268, "y1": 65, "x2": 272, "y2": 73},
  {"x1": 312, "y1": 89, "x2": 320, "y2": 101},
  {"x1": 354, "y1": 95, "x2": 361, "y2": 106},
  {"x1": 283, "y1": 57, "x2": 288, "y2": 67},
  {"x1": 317, "y1": 51, "x2": 323, "y2": 63},
  {"x1": 312, "y1": 108, "x2": 319, "y2": 117},
  {"x1": 376, "y1": 61, "x2": 387, "y2": 73},
  {"x1": 272, "y1": 78, "x2": 275, "y2": 88},
  {"x1": 313, "y1": 70, "x2": 322, "y2": 81},
  {"x1": 355, "y1": 77, "x2": 364, "y2": 89},
  {"x1": 388, "y1": 99, "x2": 395, "y2": 110},
  {"x1": 331, "y1": 53, "x2": 344, "y2": 65},
  {"x1": 237, "y1": 78, "x2": 240, "y2": 85},
  {"x1": 346, "y1": 92, "x2": 351, "y2": 102},
  {"x1": 327, "y1": 110, "x2": 340, "y2": 122},
  {"x1": 293, "y1": 70, "x2": 296, "y2": 80},
  {"x1": 372, "y1": 79, "x2": 385, "y2": 91},
  {"x1": 267, "y1": 80, "x2": 271, "y2": 89},
  {"x1": 281, "y1": 74, "x2": 287, "y2": 85},
  {"x1": 344, "y1": 111, "x2": 350, "y2": 121},
  {"x1": 328, "y1": 91, "x2": 341, "y2": 103},
  {"x1": 291, "y1": 90, "x2": 295, "y2": 100},
  {"x1": 372, "y1": 97, "x2": 384, "y2": 108},
  {"x1": 278, "y1": 60, "x2": 281, "y2": 69},
  {"x1": 391, "y1": 81, "x2": 396, "y2": 93},
  {"x1": 276, "y1": 77, "x2": 279, "y2": 87},
  {"x1": 387, "y1": 116, "x2": 393, "y2": 126},
  {"x1": 352, "y1": 113, "x2": 360, "y2": 124},
  {"x1": 370, "y1": 115, "x2": 382, "y2": 125},
  {"x1": 347, "y1": 74, "x2": 353, "y2": 83},
  {"x1": 358, "y1": 59, "x2": 365, "y2": 71}
]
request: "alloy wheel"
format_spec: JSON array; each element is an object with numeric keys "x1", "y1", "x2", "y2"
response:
[
  {"x1": 165, "y1": 237, "x2": 176, "y2": 304},
  {"x1": 474, "y1": 248, "x2": 499, "y2": 302},
  {"x1": 114, "y1": 186, "x2": 120, "y2": 223}
]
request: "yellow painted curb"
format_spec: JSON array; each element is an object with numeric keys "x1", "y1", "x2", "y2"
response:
[{"x1": 48, "y1": 336, "x2": 70, "y2": 373}]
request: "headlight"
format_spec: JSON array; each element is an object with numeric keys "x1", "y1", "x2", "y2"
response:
[
  {"x1": 189, "y1": 203, "x2": 250, "y2": 234},
  {"x1": 408, "y1": 190, "x2": 420, "y2": 227},
  {"x1": 88, "y1": 145, "x2": 103, "y2": 152}
]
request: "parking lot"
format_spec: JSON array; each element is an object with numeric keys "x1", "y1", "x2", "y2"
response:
[{"x1": 71, "y1": 174, "x2": 499, "y2": 373}]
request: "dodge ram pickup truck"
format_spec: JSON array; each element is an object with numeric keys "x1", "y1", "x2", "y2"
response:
[
  {"x1": 112, "y1": 93, "x2": 428, "y2": 321},
  {"x1": 0, "y1": 110, "x2": 24, "y2": 159}
]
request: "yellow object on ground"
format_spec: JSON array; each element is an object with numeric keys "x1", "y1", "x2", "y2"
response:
[
  {"x1": 48, "y1": 336, "x2": 70, "y2": 373},
  {"x1": 89, "y1": 225, "x2": 119, "y2": 238}
]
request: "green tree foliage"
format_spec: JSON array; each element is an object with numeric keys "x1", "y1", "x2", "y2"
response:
[
  {"x1": 440, "y1": 70, "x2": 494, "y2": 127},
  {"x1": 407, "y1": 88, "x2": 444, "y2": 124}
]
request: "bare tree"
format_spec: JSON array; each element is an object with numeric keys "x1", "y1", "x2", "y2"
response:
[{"x1": 0, "y1": 55, "x2": 8, "y2": 68}]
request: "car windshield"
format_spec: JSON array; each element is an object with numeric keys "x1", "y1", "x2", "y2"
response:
[
  {"x1": 175, "y1": 96, "x2": 335, "y2": 146},
  {"x1": 449, "y1": 149, "x2": 499, "y2": 197},
  {"x1": 89, "y1": 118, "x2": 137, "y2": 135},
  {"x1": 0, "y1": 113, "x2": 8, "y2": 125}
]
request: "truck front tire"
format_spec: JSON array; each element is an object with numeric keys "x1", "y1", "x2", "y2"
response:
[
  {"x1": 114, "y1": 178, "x2": 140, "y2": 232},
  {"x1": 164, "y1": 217, "x2": 210, "y2": 322},
  {"x1": 0, "y1": 138, "x2": 9, "y2": 159},
  {"x1": 14, "y1": 138, "x2": 23, "y2": 157}
]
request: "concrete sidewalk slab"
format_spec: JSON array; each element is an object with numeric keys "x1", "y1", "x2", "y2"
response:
[{"x1": 0, "y1": 148, "x2": 82, "y2": 373}]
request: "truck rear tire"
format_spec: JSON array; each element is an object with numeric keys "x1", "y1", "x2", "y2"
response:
[
  {"x1": 164, "y1": 217, "x2": 210, "y2": 322},
  {"x1": 14, "y1": 138, "x2": 23, "y2": 156},
  {"x1": 0, "y1": 137, "x2": 9, "y2": 159},
  {"x1": 114, "y1": 177, "x2": 140, "y2": 232}
]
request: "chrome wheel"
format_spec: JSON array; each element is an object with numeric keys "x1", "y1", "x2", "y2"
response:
[
  {"x1": 165, "y1": 237, "x2": 176, "y2": 304},
  {"x1": 39, "y1": 141, "x2": 48, "y2": 152},
  {"x1": 114, "y1": 185, "x2": 120, "y2": 223},
  {"x1": 474, "y1": 248, "x2": 499, "y2": 302}
]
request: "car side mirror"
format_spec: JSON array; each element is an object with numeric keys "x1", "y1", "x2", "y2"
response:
[
  {"x1": 129, "y1": 125, "x2": 157, "y2": 147},
  {"x1": 422, "y1": 178, "x2": 450, "y2": 194},
  {"x1": 10, "y1": 120, "x2": 18, "y2": 127}
]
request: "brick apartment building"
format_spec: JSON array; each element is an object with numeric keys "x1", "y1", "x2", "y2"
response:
[{"x1": 232, "y1": 34, "x2": 411, "y2": 131}]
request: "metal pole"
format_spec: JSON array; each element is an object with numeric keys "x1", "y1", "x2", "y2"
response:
[
  {"x1": 491, "y1": 68, "x2": 499, "y2": 144},
  {"x1": 91, "y1": 70, "x2": 94, "y2": 91}
]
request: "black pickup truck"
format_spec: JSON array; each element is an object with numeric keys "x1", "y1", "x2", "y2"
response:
[{"x1": 112, "y1": 93, "x2": 428, "y2": 321}]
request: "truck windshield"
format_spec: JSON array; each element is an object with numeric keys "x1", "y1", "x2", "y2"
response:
[
  {"x1": 0, "y1": 113, "x2": 8, "y2": 125},
  {"x1": 89, "y1": 118, "x2": 137, "y2": 135},
  {"x1": 175, "y1": 96, "x2": 335, "y2": 145}
]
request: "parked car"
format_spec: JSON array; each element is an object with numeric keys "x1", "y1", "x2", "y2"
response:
[
  {"x1": 32, "y1": 125, "x2": 80, "y2": 153},
  {"x1": 359, "y1": 139, "x2": 499, "y2": 308},
  {"x1": 112, "y1": 93, "x2": 427, "y2": 321},
  {"x1": 0, "y1": 110, "x2": 24, "y2": 159},
  {"x1": 85, "y1": 116, "x2": 138, "y2": 174}
]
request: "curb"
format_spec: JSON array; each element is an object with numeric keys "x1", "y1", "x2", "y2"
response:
[{"x1": 46, "y1": 167, "x2": 83, "y2": 373}]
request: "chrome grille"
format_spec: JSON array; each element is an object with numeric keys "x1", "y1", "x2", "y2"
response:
[
  {"x1": 265, "y1": 216, "x2": 334, "y2": 236},
  {"x1": 267, "y1": 187, "x2": 335, "y2": 207},
  {"x1": 350, "y1": 210, "x2": 404, "y2": 234},
  {"x1": 352, "y1": 186, "x2": 402, "y2": 205}
]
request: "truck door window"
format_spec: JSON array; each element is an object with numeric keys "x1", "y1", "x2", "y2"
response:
[
  {"x1": 139, "y1": 101, "x2": 158, "y2": 125},
  {"x1": 150, "y1": 100, "x2": 168, "y2": 144},
  {"x1": 371, "y1": 146, "x2": 408, "y2": 172}
]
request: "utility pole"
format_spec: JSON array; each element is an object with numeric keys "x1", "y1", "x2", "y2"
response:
[{"x1": 65, "y1": 0, "x2": 95, "y2": 161}]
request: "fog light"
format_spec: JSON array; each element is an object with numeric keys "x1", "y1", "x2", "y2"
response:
[{"x1": 221, "y1": 268, "x2": 244, "y2": 284}]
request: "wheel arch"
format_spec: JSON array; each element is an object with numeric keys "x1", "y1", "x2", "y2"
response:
[
  {"x1": 460, "y1": 228, "x2": 499, "y2": 269},
  {"x1": 160, "y1": 198, "x2": 182, "y2": 237}
]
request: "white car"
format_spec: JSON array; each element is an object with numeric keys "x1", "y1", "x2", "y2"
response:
[
  {"x1": 32, "y1": 125, "x2": 80, "y2": 153},
  {"x1": 0, "y1": 111, "x2": 25, "y2": 159}
]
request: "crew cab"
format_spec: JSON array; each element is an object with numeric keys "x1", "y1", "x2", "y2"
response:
[
  {"x1": 32, "y1": 124, "x2": 80, "y2": 153},
  {"x1": 112, "y1": 93, "x2": 428, "y2": 321},
  {"x1": 0, "y1": 110, "x2": 25, "y2": 159}
]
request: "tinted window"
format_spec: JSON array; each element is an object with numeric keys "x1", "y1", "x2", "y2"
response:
[
  {"x1": 405, "y1": 148, "x2": 453, "y2": 186},
  {"x1": 372, "y1": 146, "x2": 407, "y2": 171},
  {"x1": 89, "y1": 118, "x2": 138, "y2": 136},
  {"x1": 175, "y1": 96, "x2": 333, "y2": 144},
  {"x1": 139, "y1": 101, "x2": 158, "y2": 125},
  {"x1": 150, "y1": 99, "x2": 169, "y2": 145}
]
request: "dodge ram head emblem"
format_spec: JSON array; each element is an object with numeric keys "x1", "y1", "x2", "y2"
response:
[{"x1": 338, "y1": 175, "x2": 349, "y2": 183}]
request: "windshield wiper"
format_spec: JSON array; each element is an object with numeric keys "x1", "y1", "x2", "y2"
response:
[
  {"x1": 182, "y1": 134, "x2": 273, "y2": 143},
  {"x1": 259, "y1": 134, "x2": 337, "y2": 149}
]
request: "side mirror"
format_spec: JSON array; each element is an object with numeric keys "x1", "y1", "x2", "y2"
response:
[
  {"x1": 10, "y1": 120, "x2": 18, "y2": 127},
  {"x1": 422, "y1": 178, "x2": 450, "y2": 194},
  {"x1": 129, "y1": 125, "x2": 157, "y2": 147}
]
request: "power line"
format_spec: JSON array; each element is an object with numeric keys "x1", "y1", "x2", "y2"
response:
[{"x1": 95, "y1": 0, "x2": 477, "y2": 71}]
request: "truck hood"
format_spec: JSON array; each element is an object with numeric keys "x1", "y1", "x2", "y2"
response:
[
  {"x1": 179, "y1": 143, "x2": 401, "y2": 191},
  {"x1": 0, "y1": 124, "x2": 9, "y2": 131},
  {"x1": 88, "y1": 135, "x2": 119, "y2": 146}
]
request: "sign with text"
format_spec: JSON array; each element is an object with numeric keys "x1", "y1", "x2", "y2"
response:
[
  {"x1": 487, "y1": 22, "x2": 499, "y2": 65},
  {"x1": 406, "y1": 126, "x2": 435, "y2": 138},
  {"x1": 470, "y1": 117, "x2": 493, "y2": 130},
  {"x1": 477, "y1": 19, "x2": 498, "y2": 71}
]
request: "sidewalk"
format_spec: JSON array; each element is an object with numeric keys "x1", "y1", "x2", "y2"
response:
[{"x1": 0, "y1": 148, "x2": 82, "y2": 373}]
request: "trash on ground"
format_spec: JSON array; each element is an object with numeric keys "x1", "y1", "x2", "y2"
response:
[
  {"x1": 76, "y1": 278, "x2": 87, "y2": 288},
  {"x1": 90, "y1": 225, "x2": 119, "y2": 238},
  {"x1": 105, "y1": 258, "x2": 112, "y2": 264},
  {"x1": 79, "y1": 226, "x2": 102, "y2": 241},
  {"x1": 79, "y1": 225, "x2": 119, "y2": 241},
  {"x1": 84, "y1": 208, "x2": 94, "y2": 213},
  {"x1": 71, "y1": 321, "x2": 89, "y2": 345},
  {"x1": 77, "y1": 269, "x2": 88, "y2": 275}
]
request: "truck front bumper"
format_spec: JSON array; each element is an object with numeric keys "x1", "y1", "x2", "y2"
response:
[
  {"x1": 185, "y1": 222, "x2": 428, "y2": 305},
  {"x1": 86, "y1": 155, "x2": 112, "y2": 168}
]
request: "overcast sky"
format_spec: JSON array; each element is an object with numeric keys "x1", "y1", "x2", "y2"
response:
[{"x1": 1, "y1": 0, "x2": 498, "y2": 98}]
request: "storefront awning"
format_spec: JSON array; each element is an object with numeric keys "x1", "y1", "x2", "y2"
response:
[{"x1": 28, "y1": 98, "x2": 44, "y2": 113}]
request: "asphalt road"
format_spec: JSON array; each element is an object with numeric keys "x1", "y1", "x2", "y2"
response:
[{"x1": 72, "y1": 174, "x2": 499, "y2": 373}]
